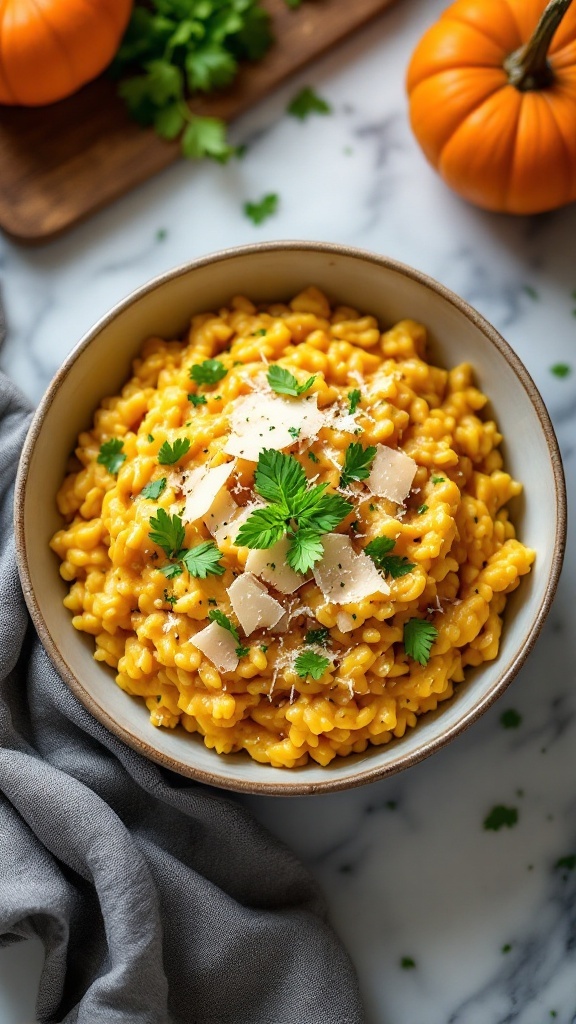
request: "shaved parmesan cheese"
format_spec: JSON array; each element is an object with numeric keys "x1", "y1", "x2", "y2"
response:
[
  {"x1": 182, "y1": 461, "x2": 236, "y2": 525},
  {"x1": 203, "y1": 488, "x2": 238, "y2": 538},
  {"x1": 336, "y1": 611, "x2": 356, "y2": 633},
  {"x1": 190, "y1": 622, "x2": 238, "y2": 673},
  {"x1": 313, "y1": 534, "x2": 390, "y2": 603},
  {"x1": 271, "y1": 612, "x2": 290, "y2": 633},
  {"x1": 366, "y1": 444, "x2": 417, "y2": 504},
  {"x1": 224, "y1": 393, "x2": 324, "y2": 462},
  {"x1": 227, "y1": 573, "x2": 285, "y2": 635},
  {"x1": 245, "y1": 537, "x2": 308, "y2": 595}
]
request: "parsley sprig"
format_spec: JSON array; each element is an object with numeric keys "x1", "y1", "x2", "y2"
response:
[
  {"x1": 244, "y1": 193, "x2": 279, "y2": 225},
  {"x1": 97, "y1": 439, "x2": 126, "y2": 475},
  {"x1": 347, "y1": 389, "x2": 361, "y2": 414},
  {"x1": 267, "y1": 365, "x2": 316, "y2": 397},
  {"x1": 114, "y1": 0, "x2": 273, "y2": 161},
  {"x1": 235, "y1": 449, "x2": 352, "y2": 574},
  {"x1": 158, "y1": 438, "x2": 191, "y2": 465},
  {"x1": 294, "y1": 650, "x2": 331, "y2": 680},
  {"x1": 365, "y1": 537, "x2": 416, "y2": 579},
  {"x1": 189, "y1": 359, "x2": 227, "y2": 386},
  {"x1": 207, "y1": 608, "x2": 245, "y2": 658},
  {"x1": 287, "y1": 86, "x2": 331, "y2": 120},
  {"x1": 148, "y1": 510, "x2": 224, "y2": 578},
  {"x1": 141, "y1": 477, "x2": 167, "y2": 500},
  {"x1": 340, "y1": 442, "x2": 377, "y2": 488},
  {"x1": 403, "y1": 618, "x2": 438, "y2": 666}
]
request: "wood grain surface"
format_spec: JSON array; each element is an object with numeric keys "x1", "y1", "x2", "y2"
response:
[{"x1": 0, "y1": 0, "x2": 397, "y2": 245}]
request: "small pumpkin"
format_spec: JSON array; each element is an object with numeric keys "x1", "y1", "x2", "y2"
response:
[
  {"x1": 407, "y1": 0, "x2": 576, "y2": 214},
  {"x1": 0, "y1": 0, "x2": 133, "y2": 107}
]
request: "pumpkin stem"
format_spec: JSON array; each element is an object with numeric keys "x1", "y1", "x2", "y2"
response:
[{"x1": 504, "y1": 0, "x2": 573, "y2": 91}]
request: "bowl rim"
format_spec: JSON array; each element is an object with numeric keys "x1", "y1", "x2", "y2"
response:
[{"x1": 14, "y1": 240, "x2": 567, "y2": 796}]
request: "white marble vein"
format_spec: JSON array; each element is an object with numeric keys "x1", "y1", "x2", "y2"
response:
[{"x1": 1, "y1": 0, "x2": 576, "y2": 1020}]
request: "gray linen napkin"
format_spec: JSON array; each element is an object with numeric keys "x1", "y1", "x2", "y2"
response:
[{"x1": 0, "y1": 358, "x2": 364, "y2": 1023}]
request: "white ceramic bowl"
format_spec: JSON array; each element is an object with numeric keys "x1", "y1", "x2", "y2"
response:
[{"x1": 15, "y1": 242, "x2": 566, "y2": 795}]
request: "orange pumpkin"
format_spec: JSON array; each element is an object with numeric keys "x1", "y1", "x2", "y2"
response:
[
  {"x1": 407, "y1": 0, "x2": 576, "y2": 214},
  {"x1": 0, "y1": 0, "x2": 133, "y2": 107}
]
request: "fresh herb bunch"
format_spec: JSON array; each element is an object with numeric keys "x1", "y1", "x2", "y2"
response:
[
  {"x1": 114, "y1": 0, "x2": 274, "y2": 161},
  {"x1": 235, "y1": 448, "x2": 353, "y2": 573}
]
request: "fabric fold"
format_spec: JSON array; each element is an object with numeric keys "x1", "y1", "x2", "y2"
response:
[{"x1": 0, "y1": 367, "x2": 365, "y2": 1024}]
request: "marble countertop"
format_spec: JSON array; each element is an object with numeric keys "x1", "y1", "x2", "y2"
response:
[{"x1": 1, "y1": 1, "x2": 575, "y2": 1021}]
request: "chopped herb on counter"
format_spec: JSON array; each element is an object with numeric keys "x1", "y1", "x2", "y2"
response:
[
  {"x1": 244, "y1": 192, "x2": 279, "y2": 225},
  {"x1": 97, "y1": 438, "x2": 126, "y2": 475},
  {"x1": 403, "y1": 618, "x2": 438, "y2": 666},
  {"x1": 288, "y1": 86, "x2": 331, "y2": 120},
  {"x1": 483, "y1": 805, "x2": 518, "y2": 831},
  {"x1": 158, "y1": 437, "x2": 190, "y2": 465},
  {"x1": 550, "y1": 363, "x2": 571, "y2": 378},
  {"x1": 294, "y1": 650, "x2": 331, "y2": 680},
  {"x1": 555, "y1": 854, "x2": 576, "y2": 871},
  {"x1": 190, "y1": 359, "x2": 227, "y2": 386},
  {"x1": 500, "y1": 708, "x2": 522, "y2": 729},
  {"x1": 522, "y1": 284, "x2": 538, "y2": 300},
  {"x1": 141, "y1": 477, "x2": 167, "y2": 500},
  {"x1": 156, "y1": 228, "x2": 167, "y2": 241},
  {"x1": 502, "y1": 944, "x2": 512, "y2": 954},
  {"x1": 400, "y1": 957, "x2": 416, "y2": 970}
]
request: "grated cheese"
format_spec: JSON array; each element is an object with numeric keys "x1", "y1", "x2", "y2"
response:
[
  {"x1": 190, "y1": 621, "x2": 239, "y2": 673},
  {"x1": 227, "y1": 573, "x2": 285, "y2": 635},
  {"x1": 223, "y1": 392, "x2": 324, "y2": 462},
  {"x1": 181, "y1": 461, "x2": 236, "y2": 525},
  {"x1": 313, "y1": 533, "x2": 390, "y2": 603},
  {"x1": 245, "y1": 536, "x2": 308, "y2": 595},
  {"x1": 366, "y1": 444, "x2": 417, "y2": 504}
]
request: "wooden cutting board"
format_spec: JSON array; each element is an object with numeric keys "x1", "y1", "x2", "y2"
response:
[{"x1": 0, "y1": 0, "x2": 397, "y2": 245}]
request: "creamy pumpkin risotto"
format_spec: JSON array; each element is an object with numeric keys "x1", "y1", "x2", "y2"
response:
[{"x1": 51, "y1": 288, "x2": 534, "y2": 768}]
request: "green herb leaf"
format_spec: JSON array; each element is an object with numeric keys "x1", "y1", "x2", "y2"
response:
[
  {"x1": 483, "y1": 805, "x2": 518, "y2": 831},
  {"x1": 159, "y1": 563, "x2": 183, "y2": 579},
  {"x1": 550, "y1": 363, "x2": 571, "y2": 378},
  {"x1": 500, "y1": 709, "x2": 522, "y2": 729},
  {"x1": 295, "y1": 490, "x2": 353, "y2": 532},
  {"x1": 308, "y1": 451, "x2": 319, "y2": 463},
  {"x1": 254, "y1": 448, "x2": 307, "y2": 509},
  {"x1": 304, "y1": 626, "x2": 330, "y2": 647},
  {"x1": 244, "y1": 192, "x2": 279, "y2": 225},
  {"x1": 235, "y1": 506, "x2": 288, "y2": 549},
  {"x1": 189, "y1": 359, "x2": 227, "y2": 386},
  {"x1": 287, "y1": 527, "x2": 324, "y2": 574},
  {"x1": 182, "y1": 116, "x2": 236, "y2": 162},
  {"x1": 339, "y1": 442, "x2": 377, "y2": 488},
  {"x1": 181, "y1": 541, "x2": 225, "y2": 579},
  {"x1": 267, "y1": 364, "x2": 316, "y2": 397},
  {"x1": 348, "y1": 389, "x2": 361, "y2": 414},
  {"x1": 287, "y1": 86, "x2": 331, "y2": 120},
  {"x1": 185, "y1": 45, "x2": 237, "y2": 93},
  {"x1": 158, "y1": 437, "x2": 191, "y2": 465},
  {"x1": 365, "y1": 536, "x2": 415, "y2": 578},
  {"x1": 208, "y1": 608, "x2": 239, "y2": 642},
  {"x1": 141, "y1": 477, "x2": 167, "y2": 500},
  {"x1": 235, "y1": 644, "x2": 251, "y2": 658},
  {"x1": 417, "y1": 504, "x2": 428, "y2": 515},
  {"x1": 154, "y1": 102, "x2": 185, "y2": 140},
  {"x1": 403, "y1": 618, "x2": 438, "y2": 665},
  {"x1": 555, "y1": 855, "x2": 576, "y2": 871},
  {"x1": 149, "y1": 508, "x2": 186, "y2": 558},
  {"x1": 188, "y1": 393, "x2": 207, "y2": 406},
  {"x1": 288, "y1": 426, "x2": 301, "y2": 440},
  {"x1": 431, "y1": 474, "x2": 445, "y2": 484},
  {"x1": 294, "y1": 650, "x2": 331, "y2": 680},
  {"x1": 400, "y1": 957, "x2": 416, "y2": 970},
  {"x1": 97, "y1": 439, "x2": 126, "y2": 475}
]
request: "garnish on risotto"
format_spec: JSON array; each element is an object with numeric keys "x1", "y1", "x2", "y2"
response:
[{"x1": 50, "y1": 287, "x2": 534, "y2": 768}]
